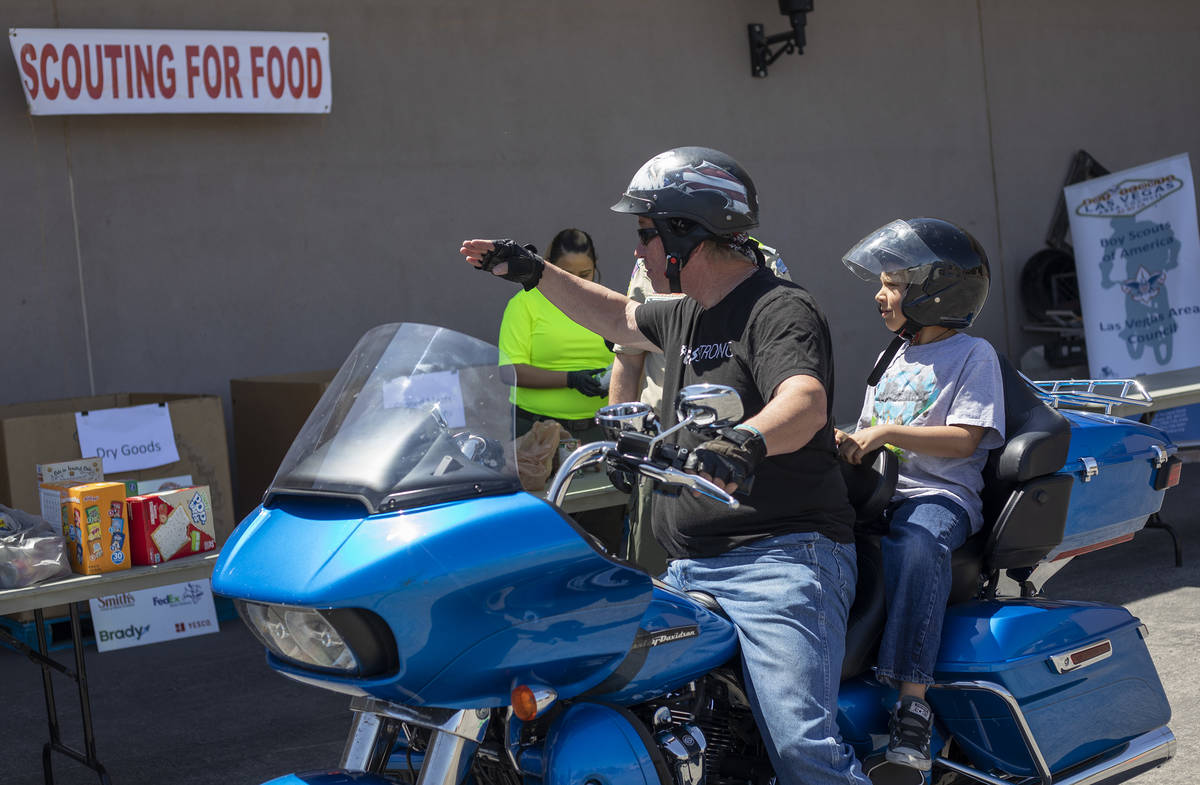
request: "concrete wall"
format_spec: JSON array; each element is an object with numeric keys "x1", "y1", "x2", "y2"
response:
[{"x1": 2, "y1": 0, "x2": 1198, "y2": 436}]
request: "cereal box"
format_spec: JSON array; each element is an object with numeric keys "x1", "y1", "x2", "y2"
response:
[
  {"x1": 126, "y1": 486, "x2": 215, "y2": 566},
  {"x1": 62, "y1": 482, "x2": 130, "y2": 575}
]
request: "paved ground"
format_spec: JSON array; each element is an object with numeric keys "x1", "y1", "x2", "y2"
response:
[{"x1": 2, "y1": 465, "x2": 1196, "y2": 785}]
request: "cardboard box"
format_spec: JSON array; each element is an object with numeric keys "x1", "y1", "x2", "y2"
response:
[
  {"x1": 0, "y1": 393, "x2": 235, "y2": 545},
  {"x1": 230, "y1": 370, "x2": 336, "y2": 520},
  {"x1": 39, "y1": 481, "x2": 82, "y2": 532},
  {"x1": 127, "y1": 486, "x2": 216, "y2": 565},
  {"x1": 62, "y1": 482, "x2": 130, "y2": 575}
]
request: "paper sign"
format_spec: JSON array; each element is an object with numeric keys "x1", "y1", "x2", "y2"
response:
[
  {"x1": 382, "y1": 370, "x2": 466, "y2": 428},
  {"x1": 89, "y1": 578, "x2": 219, "y2": 652},
  {"x1": 10, "y1": 28, "x2": 331, "y2": 115},
  {"x1": 75, "y1": 403, "x2": 181, "y2": 473},
  {"x1": 1064, "y1": 153, "x2": 1200, "y2": 378}
]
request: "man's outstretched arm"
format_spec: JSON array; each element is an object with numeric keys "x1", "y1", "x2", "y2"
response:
[{"x1": 460, "y1": 238, "x2": 656, "y2": 351}]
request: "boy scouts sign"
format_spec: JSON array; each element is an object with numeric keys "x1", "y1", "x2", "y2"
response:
[
  {"x1": 1065, "y1": 153, "x2": 1200, "y2": 378},
  {"x1": 10, "y1": 28, "x2": 331, "y2": 114}
]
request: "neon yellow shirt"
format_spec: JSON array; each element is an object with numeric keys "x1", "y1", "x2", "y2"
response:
[{"x1": 498, "y1": 288, "x2": 614, "y2": 419}]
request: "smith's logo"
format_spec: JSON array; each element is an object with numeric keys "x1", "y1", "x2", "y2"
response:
[
  {"x1": 633, "y1": 626, "x2": 699, "y2": 650},
  {"x1": 96, "y1": 592, "x2": 135, "y2": 610}
]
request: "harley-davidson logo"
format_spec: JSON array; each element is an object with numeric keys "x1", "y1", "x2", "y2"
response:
[{"x1": 632, "y1": 625, "x2": 700, "y2": 650}]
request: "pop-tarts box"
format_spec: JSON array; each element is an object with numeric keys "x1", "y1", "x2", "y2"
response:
[
  {"x1": 126, "y1": 486, "x2": 215, "y2": 565},
  {"x1": 62, "y1": 482, "x2": 130, "y2": 575}
]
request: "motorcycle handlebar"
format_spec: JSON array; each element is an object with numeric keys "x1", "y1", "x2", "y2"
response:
[{"x1": 545, "y1": 441, "x2": 740, "y2": 511}]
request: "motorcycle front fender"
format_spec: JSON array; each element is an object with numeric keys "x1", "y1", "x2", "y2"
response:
[
  {"x1": 257, "y1": 772, "x2": 394, "y2": 785},
  {"x1": 544, "y1": 703, "x2": 670, "y2": 785}
]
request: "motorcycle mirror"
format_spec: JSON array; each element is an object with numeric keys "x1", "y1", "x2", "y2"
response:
[
  {"x1": 596, "y1": 401, "x2": 658, "y2": 438},
  {"x1": 676, "y1": 384, "x2": 743, "y2": 429}
]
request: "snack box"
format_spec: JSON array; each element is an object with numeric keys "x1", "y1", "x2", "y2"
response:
[
  {"x1": 126, "y1": 486, "x2": 216, "y2": 566},
  {"x1": 37, "y1": 457, "x2": 104, "y2": 485},
  {"x1": 62, "y1": 482, "x2": 130, "y2": 575}
]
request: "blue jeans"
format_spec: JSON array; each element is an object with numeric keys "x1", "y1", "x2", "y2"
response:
[
  {"x1": 663, "y1": 532, "x2": 869, "y2": 785},
  {"x1": 877, "y1": 496, "x2": 971, "y2": 686}
]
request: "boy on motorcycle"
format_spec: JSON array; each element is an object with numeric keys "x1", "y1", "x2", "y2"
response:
[
  {"x1": 834, "y1": 218, "x2": 1005, "y2": 771},
  {"x1": 461, "y1": 146, "x2": 868, "y2": 785}
]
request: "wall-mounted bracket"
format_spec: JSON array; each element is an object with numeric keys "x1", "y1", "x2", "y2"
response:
[{"x1": 749, "y1": 1, "x2": 813, "y2": 78}]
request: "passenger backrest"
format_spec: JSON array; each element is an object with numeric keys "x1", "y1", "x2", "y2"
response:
[{"x1": 979, "y1": 356, "x2": 1073, "y2": 570}]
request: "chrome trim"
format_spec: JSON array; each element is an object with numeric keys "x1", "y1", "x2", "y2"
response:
[
  {"x1": 931, "y1": 679, "x2": 1052, "y2": 784},
  {"x1": 1151, "y1": 444, "x2": 1168, "y2": 468},
  {"x1": 932, "y1": 680, "x2": 1175, "y2": 785},
  {"x1": 340, "y1": 710, "x2": 386, "y2": 771},
  {"x1": 1026, "y1": 376, "x2": 1153, "y2": 415},
  {"x1": 546, "y1": 442, "x2": 615, "y2": 506},
  {"x1": 348, "y1": 696, "x2": 490, "y2": 741},
  {"x1": 1078, "y1": 456, "x2": 1099, "y2": 482},
  {"x1": 1048, "y1": 639, "x2": 1113, "y2": 674}
]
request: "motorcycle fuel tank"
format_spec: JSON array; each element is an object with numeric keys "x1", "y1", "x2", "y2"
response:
[{"x1": 212, "y1": 491, "x2": 653, "y2": 708}]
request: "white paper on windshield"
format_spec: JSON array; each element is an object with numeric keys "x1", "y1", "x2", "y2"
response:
[
  {"x1": 75, "y1": 403, "x2": 181, "y2": 473},
  {"x1": 382, "y1": 370, "x2": 466, "y2": 428}
]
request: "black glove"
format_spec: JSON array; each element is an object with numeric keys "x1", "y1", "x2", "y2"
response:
[
  {"x1": 685, "y1": 426, "x2": 767, "y2": 492},
  {"x1": 478, "y1": 239, "x2": 545, "y2": 291},
  {"x1": 606, "y1": 460, "x2": 635, "y2": 495},
  {"x1": 567, "y1": 369, "x2": 607, "y2": 397}
]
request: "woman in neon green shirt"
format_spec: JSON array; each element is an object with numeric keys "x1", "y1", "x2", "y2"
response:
[{"x1": 498, "y1": 228, "x2": 615, "y2": 439}]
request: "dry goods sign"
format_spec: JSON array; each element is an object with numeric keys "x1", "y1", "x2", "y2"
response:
[{"x1": 9, "y1": 28, "x2": 331, "y2": 114}]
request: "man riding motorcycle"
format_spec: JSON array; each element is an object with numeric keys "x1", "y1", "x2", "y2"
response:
[{"x1": 460, "y1": 145, "x2": 865, "y2": 785}]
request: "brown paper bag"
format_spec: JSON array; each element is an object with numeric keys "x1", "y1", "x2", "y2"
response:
[{"x1": 515, "y1": 420, "x2": 568, "y2": 491}]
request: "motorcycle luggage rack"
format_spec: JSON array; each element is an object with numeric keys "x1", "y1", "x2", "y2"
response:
[{"x1": 1024, "y1": 375, "x2": 1153, "y2": 415}]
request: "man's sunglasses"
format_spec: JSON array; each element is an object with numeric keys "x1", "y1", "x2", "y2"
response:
[{"x1": 637, "y1": 227, "x2": 660, "y2": 246}]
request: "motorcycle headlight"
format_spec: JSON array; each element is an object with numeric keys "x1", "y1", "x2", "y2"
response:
[{"x1": 235, "y1": 601, "x2": 397, "y2": 677}]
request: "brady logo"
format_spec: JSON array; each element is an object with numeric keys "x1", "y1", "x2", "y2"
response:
[{"x1": 98, "y1": 624, "x2": 150, "y2": 642}]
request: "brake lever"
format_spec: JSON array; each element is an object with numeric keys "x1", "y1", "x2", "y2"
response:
[{"x1": 640, "y1": 465, "x2": 740, "y2": 510}]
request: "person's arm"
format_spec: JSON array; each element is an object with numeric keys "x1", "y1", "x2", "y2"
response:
[
  {"x1": 836, "y1": 423, "x2": 988, "y2": 465},
  {"x1": 691, "y1": 374, "x2": 829, "y2": 495},
  {"x1": 461, "y1": 239, "x2": 656, "y2": 351},
  {"x1": 509, "y1": 364, "x2": 568, "y2": 388},
  {"x1": 608, "y1": 352, "x2": 646, "y2": 404}
]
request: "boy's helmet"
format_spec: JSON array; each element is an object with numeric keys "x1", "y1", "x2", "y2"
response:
[
  {"x1": 612, "y1": 147, "x2": 759, "y2": 291},
  {"x1": 842, "y1": 218, "x2": 990, "y2": 334}
]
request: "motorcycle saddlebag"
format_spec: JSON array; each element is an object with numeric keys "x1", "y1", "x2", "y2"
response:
[{"x1": 930, "y1": 599, "x2": 1170, "y2": 777}]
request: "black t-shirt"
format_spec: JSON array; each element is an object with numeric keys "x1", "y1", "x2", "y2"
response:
[{"x1": 635, "y1": 268, "x2": 854, "y2": 558}]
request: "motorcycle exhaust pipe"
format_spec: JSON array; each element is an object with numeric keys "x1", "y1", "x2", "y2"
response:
[{"x1": 935, "y1": 726, "x2": 1176, "y2": 785}]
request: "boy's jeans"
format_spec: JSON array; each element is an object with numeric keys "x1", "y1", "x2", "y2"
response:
[
  {"x1": 662, "y1": 532, "x2": 869, "y2": 785},
  {"x1": 876, "y1": 495, "x2": 972, "y2": 686}
]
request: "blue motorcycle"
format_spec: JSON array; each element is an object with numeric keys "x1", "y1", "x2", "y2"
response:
[{"x1": 212, "y1": 322, "x2": 1181, "y2": 785}]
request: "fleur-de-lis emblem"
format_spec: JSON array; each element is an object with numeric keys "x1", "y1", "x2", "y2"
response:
[{"x1": 1119, "y1": 265, "x2": 1166, "y2": 306}]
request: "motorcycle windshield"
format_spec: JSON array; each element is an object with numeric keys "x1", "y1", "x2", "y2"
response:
[{"x1": 268, "y1": 323, "x2": 521, "y2": 513}]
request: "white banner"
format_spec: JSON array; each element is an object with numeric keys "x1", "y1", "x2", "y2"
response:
[
  {"x1": 75, "y1": 403, "x2": 181, "y2": 473},
  {"x1": 10, "y1": 28, "x2": 331, "y2": 115},
  {"x1": 89, "y1": 578, "x2": 219, "y2": 652},
  {"x1": 1064, "y1": 153, "x2": 1200, "y2": 378}
]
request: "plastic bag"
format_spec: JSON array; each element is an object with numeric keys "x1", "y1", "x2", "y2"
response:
[
  {"x1": 0, "y1": 505, "x2": 71, "y2": 589},
  {"x1": 515, "y1": 420, "x2": 568, "y2": 492}
]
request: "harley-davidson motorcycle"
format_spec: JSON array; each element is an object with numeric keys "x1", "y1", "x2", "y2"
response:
[{"x1": 211, "y1": 322, "x2": 1181, "y2": 785}]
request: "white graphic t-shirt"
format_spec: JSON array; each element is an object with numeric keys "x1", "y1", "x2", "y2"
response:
[{"x1": 854, "y1": 333, "x2": 1006, "y2": 532}]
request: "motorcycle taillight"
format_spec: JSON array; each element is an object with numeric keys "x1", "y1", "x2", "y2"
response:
[{"x1": 1153, "y1": 455, "x2": 1183, "y2": 491}]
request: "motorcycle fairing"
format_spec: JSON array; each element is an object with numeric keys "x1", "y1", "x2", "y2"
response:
[
  {"x1": 257, "y1": 773, "x2": 393, "y2": 785},
  {"x1": 212, "y1": 491, "x2": 653, "y2": 708}
]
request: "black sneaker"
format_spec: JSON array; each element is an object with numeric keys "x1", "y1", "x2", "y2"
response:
[{"x1": 886, "y1": 695, "x2": 933, "y2": 771}]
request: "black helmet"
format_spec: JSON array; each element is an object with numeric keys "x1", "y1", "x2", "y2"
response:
[
  {"x1": 842, "y1": 217, "x2": 990, "y2": 334},
  {"x1": 612, "y1": 147, "x2": 759, "y2": 292}
]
